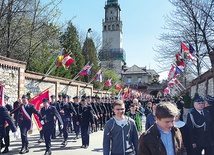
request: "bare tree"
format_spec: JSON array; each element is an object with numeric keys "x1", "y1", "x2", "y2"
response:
[
  {"x1": 0, "y1": 0, "x2": 62, "y2": 67},
  {"x1": 155, "y1": 0, "x2": 214, "y2": 75}
]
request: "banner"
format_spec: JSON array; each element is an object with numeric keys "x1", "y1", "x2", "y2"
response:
[
  {"x1": 29, "y1": 88, "x2": 49, "y2": 131},
  {"x1": 0, "y1": 84, "x2": 5, "y2": 106}
]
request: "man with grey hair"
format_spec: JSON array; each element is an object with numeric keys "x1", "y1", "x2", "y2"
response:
[
  {"x1": 186, "y1": 96, "x2": 214, "y2": 155},
  {"x1": 138, "y1": 102, "x2": 186, "y2": 155}
]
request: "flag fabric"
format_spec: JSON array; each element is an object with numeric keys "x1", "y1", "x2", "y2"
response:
[
  {"x1": 0, "y1": 84, "x2": 4, "y2": 106},
  {"x1": 79, "y1": 65, "x2": 92, "y2": 76},
  {"x1": 189, "y1": 43, "x2": 196, "y2": 55},
  {"x1": 168, "y1": 78, "x2": 179, "y2": 88},
  {"x1": 175, "y1": 66, "x2": 184, "y2": 75},
  {"x1": 29, "y1": 89, "x2": 50, "y2": 131},
  {"x1": 175, "y1": 53, "x2": 185, "y2": 67},
  {"x1": 181, "y1": 42, "x2": 196, "y2": 62},
  {"x1": 104, "y1": 79, "x2": 112, "y2": 87},
  {"x1": 94, "y1": 70, "x2": 103, "y2": 82},
  {"x1": 123, "y1": 87, "x2": 128, "y2": 93},
  {"x1": 62, "y1": 54, "x2": 75, "y2": 69},
  {"x1": 168, "y1": 65, "x2": 177, "y2": 80},
  {"x1": 181, "y1": 42, "x2": 189, "y2": 52},
  {"x1": 164, "y1": 87, "x2": 171, "y2": 96},
  {"x1": 56, "y1": 49, "x2": 65, "y2": 66},
  {"x1": 115, "y1": 83, "x2": 121, "y2": 90}
]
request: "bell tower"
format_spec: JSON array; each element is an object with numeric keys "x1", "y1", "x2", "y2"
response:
[{"x1": 99, "y1": 0, "x2": 126, "y2": 77}]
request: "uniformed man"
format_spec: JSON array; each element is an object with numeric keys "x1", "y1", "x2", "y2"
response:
[
  {"x1": 60, "y1": 95, "x2": 76, "y2": 146},
  {"x1": 56, "y1": 94, "x2": 63, "y2": 137},
  {"x1": 0, "y1": 106, "x2": 17, "y2": 154},
  {"x1": 72, "y1": 96, "x2": 80, "y2": 139},
  {"x1": 2, "y1": 95, "x2": 13, "y2": 153},
  {"x1": 16, "y1": 95, "x2": 42, "y2": 154},
  {"x1": 77, "y1": 98, "x2": 95, "y2": 149},
  {"x1": 13, "y1": 98, "x2": 21, "y2": 128},
  {"x1": 100, "y1": 97, "x2": 107, "y2": 128},
  {"x1": 91, "y1": 96, "x2": 99, "y2": 132},
  {"x1": 40, "y1": 98, "x2": 63, "y2": 155},
  {"x1": 186, "y1": 96, "x2": 214, "y2": 155},
  {"x1": 49, "y1": 95, "x2": 57, "y2": 139},
  {"x1": 96, "y1": 96, "x2": 104, "y2": 130}
]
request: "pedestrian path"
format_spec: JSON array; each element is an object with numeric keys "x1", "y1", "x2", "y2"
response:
[{"x1": 5, "y1": 116, "x2": 147, "y2": 155}]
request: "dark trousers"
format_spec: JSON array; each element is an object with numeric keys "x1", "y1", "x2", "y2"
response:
[
  {"x1": 81, "y1": 125, "x2": 90, "y2": 146},
  {"x1": 58, "y1": 119, "x2": 63, "y2": 134},
  {"x1": 73, "y1": 119, "x2": 80, "y2": 136},
  {"x1": 4, "y1": 126, "x2": 10, "y2": 148},
  {"x1": 44, "y1": 128, "x2": 54, "y2": 151},
  {"x1": 99, "y1": 116, "x2": 103, "y2": 129},
  {"x1": 62, "y1": 121, "x2": 70, "y2": 140},
  {"x1": 192, "y1": 146, "x2": 214, "y2": 155},
  {"x1": 52, "y1": 121, "x2": 56, "y2": 138},
  {"x1": 39, "y1": 129, "x2": 44, "y2": 139},
  {"x1": 20, "y1": 126, "x2": 29, "y2": 147}
]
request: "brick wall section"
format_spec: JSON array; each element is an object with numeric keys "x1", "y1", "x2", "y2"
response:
[{"x1": 0, "y1": 56, "x2": 110, "y2": 102}]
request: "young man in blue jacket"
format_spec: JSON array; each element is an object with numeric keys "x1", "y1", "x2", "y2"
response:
[{"x1": 103, "y1": 100, "x2": 138, "y2": 155}]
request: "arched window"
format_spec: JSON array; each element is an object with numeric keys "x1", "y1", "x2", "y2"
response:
[
  {"x1": 104, "y1": 26, "x2": 106, "y2": 31},
  {"x1": 116, "y1": 24, "x2": 119, "y2": 30},
  {"x1": 108, "y1": 25, "x2": 111, "y2": 30},
  {"x1": 112, "y1": 25, "x2": 115, "y2": 30}
]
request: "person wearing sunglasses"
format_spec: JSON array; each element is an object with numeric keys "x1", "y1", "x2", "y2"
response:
[{"x1": 186, "y1": 96, "x2": 214, "y2": 155}]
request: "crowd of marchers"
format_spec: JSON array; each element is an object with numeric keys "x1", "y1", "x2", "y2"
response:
[{"x1": 1, "y1": 93, "x2": 214, "y2": 155}]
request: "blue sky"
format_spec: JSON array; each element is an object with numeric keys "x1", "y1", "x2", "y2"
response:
[{"x1": 55, "y1": 0, "x2": 174, "y2": 80}]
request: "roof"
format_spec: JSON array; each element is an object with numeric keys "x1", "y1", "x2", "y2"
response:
[{"x1": 122, "y1": 65, "x2": 159, "y2": 76}]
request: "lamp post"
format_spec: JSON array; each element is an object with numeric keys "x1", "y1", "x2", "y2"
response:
[{"x1": 86, "y1": 28, "x2": 92, "y2": 82}]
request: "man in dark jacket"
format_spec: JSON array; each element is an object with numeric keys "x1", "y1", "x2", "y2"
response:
[
  {"x1": 0, "y1": 106, "x2": 17, "y2": 154},
  {"x1": 40, "y1": 98, "x2": 63, "y2": 155},
  {"x1": 186, "y1": 97, "x2": 214, "y2": 155},
  {"x1": 138, "y1": 102, "x2": 186, "y2": 155}
]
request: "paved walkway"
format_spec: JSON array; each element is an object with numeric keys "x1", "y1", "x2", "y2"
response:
[{"x1": 3, "y1": 116, "x2": 146, "y2": 155}]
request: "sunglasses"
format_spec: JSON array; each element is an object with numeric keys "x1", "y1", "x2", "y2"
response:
[{"x1": 115, "y1": 108, "x2": 125, "y2": 111}]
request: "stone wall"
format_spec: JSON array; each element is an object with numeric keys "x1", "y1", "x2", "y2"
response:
[
  {"x1": 190, "y1": 69, "x2": 214, "y2": 97},
  {"x1": 0, "y1": 56, "x2": 110, "y2": 103}
]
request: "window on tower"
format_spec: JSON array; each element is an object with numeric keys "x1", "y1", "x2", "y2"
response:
[
  {"x1": 112, "y1": 25, "x2": 115, "y2": 30},
  {"x1": 116, "y1": 24, "x2": 119, "y2": 30},
  {"x1": 104, "y1": 26, "x2": 106, "y2": 31},
  {"x1": 108, "y1": 25, "x2": 111, "y2": 30}
]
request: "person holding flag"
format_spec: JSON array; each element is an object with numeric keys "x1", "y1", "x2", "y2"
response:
[{"x1": 15, "y1": 95, "x2": 42, "y2": 154}]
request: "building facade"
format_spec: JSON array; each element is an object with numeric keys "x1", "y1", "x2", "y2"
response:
[
  {"x1": 121, "y1": 65, "x2": 163, "y2": 97},
  {"x1": 99, "y1": 0, "x2": 126, "y2": 76}
]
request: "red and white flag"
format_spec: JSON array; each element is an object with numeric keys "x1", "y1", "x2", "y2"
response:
[
  {"x1": 62, "y1": 54, "x2": 75, "y2": 68},
  {"x1": 104, "y1": 79, "x2": 112, "y2": 87},
  {"x1": 168, "y1": 65, "x2": 177, "y2": 80}
]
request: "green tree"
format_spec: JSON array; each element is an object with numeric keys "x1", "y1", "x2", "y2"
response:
[
  {"x1": 59, "y1": 21, "x2": 84, "y2": 79},
  {"x1": 82, "y1": 38, "x2": 99, "y2": 82}
]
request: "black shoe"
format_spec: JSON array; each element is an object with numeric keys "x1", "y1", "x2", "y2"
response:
[
  {"x1": 0, "y1": 143, "x2": 5, "y2": 149},
  {"x1": 81, "y1": 145, "x2": 85, "y2": 148},
  {"x1": 51, "y1": 136, "x2": 56, "y2": 139},
  {"x1": 38, "y1": 138, "x2": 43, "y2": 143},
  {"x1": 44, "y1": 150, "x2": 52, "y2": 155},
  {"x1": 2, "y1": 147, "x2": 9, "y2": 153},
  {"x1": 84, "y1": 145, "x2": 88, "y2": 149},
  {"x1": 25, "y1": 147, "x2": 29, "y2": 153},
  {"x1": 100, "y1": 128, "x2": 103, "y2": 131},
  {"x1": 19, "y1": 148, "x2": 26, "y2": 154},
  {"x1": 57, "y1": 133, "x2": 62, "y2": 137},
  {"x1": 61, "y1": 140, "x2": 67, "y2": 146}
]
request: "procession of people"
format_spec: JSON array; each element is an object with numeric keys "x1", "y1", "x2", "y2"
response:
[{"x1": 1, "y1": 92, "x2": 214, "y2": 155}]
